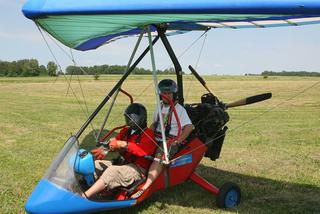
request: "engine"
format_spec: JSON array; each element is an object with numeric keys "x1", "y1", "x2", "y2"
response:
[{"x1": 185, "y1": 93, "x2": 229, "y2": 160}]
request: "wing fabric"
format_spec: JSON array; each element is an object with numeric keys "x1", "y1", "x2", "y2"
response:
[{"x1": 22, "y1": 0, "x2": 320, "y2": 51}]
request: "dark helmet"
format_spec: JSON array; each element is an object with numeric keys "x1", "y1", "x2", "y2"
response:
[
  {"x1": 158, "y1": 79, "x2": 178, "y2": 100},
  {"x1": 124, "y1": 103, "x2": 147, "y2": 131}
]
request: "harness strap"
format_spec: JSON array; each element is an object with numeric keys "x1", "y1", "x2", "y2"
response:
[
  {"x1": 154, "y1": 132, "x2": 176, "y2": 141},
  {"x1": 154, "y1": 102, "x2": 178, "y2": 138}
]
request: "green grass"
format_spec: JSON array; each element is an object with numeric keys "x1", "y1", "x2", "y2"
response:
[{"x1": 0, "y1": 75, "x2": 319, "y2": 214}]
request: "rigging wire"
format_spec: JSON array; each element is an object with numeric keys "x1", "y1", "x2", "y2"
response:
[
  {"x1": 69, "y1": 48, "x2": 95, "y2": 131},
  {"x1": 66, "y1": 48, "x2": 75, "y2": 96},
  {"x1": 185, "y1": 32, "x2": 208, "y2": 101},
  {"x1": 134, "y1": 81, "x2": 154, "y2": 102},
  {"x1": 36, "y1": 24, "x2": 97, "y2": 135},
  {"x1": 170, "y1": 80, "x2": 320, "y2": 163},
  {"x1": 195, "y1": 33, "x2": 207, "y2": 70},
  {"x1": 123, "y1": 105, "x2": 160, "y2": 149},
  {"x1": 45, "y1": 30, "x2": 93, "y2": 77},
  {"x1": 96, "y1": 31, "x2": 145, "y2": 142},
  {"x1": 163, "y1": 29, "x2": 210, "y2": 71},
  {"x1": 36, "y1": 25, "x2": 319, "y2": 163},
  {"x1": 100, "y1": 84, "x2": 163, "y2": 151}
]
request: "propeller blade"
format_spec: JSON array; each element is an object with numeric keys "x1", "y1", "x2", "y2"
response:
[
  {"x1": 188, "y1": 65, "x2": 213, "y2": 94},
  {"x1": 226, "y1": 93, "x2": 272, "y2": 108}
]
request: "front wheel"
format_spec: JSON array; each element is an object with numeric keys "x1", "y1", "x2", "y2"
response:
[{"x1": 216, "y1": 182, "x2": 241, "y2": 208}]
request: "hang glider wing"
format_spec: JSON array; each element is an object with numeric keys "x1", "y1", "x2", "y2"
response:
[{"x1": 22, "y1": 0, "x2": 320, "y2": 51}]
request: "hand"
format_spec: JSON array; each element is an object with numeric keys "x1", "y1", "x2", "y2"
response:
[
  {"x1": 109, "y1": 138, "x2": 118, "y2": 151},
  {"x1": 167, "y1": 139, "x2": 178, "y2": 147},
  {"x1": 109, "y1": 138, "x2": 127, "y2": 151},
  {"x1": 169, "y1": 142, "x2": 180, "y2": 159},
  {"x1": 90, "y1": 149, "x2": 105, "y2": 160}
]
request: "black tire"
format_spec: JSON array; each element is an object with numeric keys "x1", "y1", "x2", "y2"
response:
[{"x1": 216, "y1": 182, "x2": 241, "y2": 209}]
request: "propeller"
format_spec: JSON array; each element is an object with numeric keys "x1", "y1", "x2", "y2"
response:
[
  {"x1": 188, "y1": 65, "x2": 213, "y2": 94},
  {"x1": 226, "y1": 93, "x2": 272, "y2": 109},
  {"x1": 188, "y1": 65, "x2": 272, "y2": 108}
]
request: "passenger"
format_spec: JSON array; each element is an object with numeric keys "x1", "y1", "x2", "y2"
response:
[
  {"x1": 82, "y1": 103, "x2": 157, "y2": 198},
  {"x1": 131, "y1": 79, "x2": 193, "y2": 199}
]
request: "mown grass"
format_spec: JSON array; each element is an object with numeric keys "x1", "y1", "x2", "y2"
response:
[{"x1": 0, "y1": 75, "x2": 319, "y2": 214}]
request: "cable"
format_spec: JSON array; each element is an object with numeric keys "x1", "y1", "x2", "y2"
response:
[
  {"x1": 185, "y1": 32, "x2": 208, "y2": 101},
  {"x1": 37, "y1": 24, "x2": 97, "y2": 134},
  {"x1": 170, "y1": 80, "x2": 320, "y2": 163},
  {"x1": 163, "y1": 29, "x2": 210, "y2": 71}
]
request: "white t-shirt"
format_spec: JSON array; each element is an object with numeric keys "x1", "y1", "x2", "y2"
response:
[{"x1": 153, "y1": 103, "x2": 192, "y2": 138}]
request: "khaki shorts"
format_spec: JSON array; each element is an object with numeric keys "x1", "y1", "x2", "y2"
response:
[{"x1": 94, "y1": 160, "x2": 145, "y2": 190}]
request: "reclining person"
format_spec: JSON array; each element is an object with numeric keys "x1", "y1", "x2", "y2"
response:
[
  {"x1": 82, "y1": 103, "x2": 157, "y2": 198},
  {"x1": 131, "y1": 79, "x2": 193, "y2": 199}
]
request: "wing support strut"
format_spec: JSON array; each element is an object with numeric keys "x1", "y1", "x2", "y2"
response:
[
  {"x1": 157, "y1": 25, "x2": 184, "y2": 105},
  {"x1": 75, "y1": 35, "x2": 160, "y2": 138},
  {"x1": 76, "y1": 25, "x2": 187, "y2": 139}
]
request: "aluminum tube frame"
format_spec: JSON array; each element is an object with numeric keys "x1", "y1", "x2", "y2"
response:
[
  {"x1": 75, "y1": 36, "x2": 160, "y2": 138},
  {"x1": 147, "y1": 27, "x2": 169, "y2": 164},
  {"x1": 95, "y1": 32, "x2": 144, "y2": 142},
  {"x1": 157, "y1": 27, "x2": 184, "y2": 105}
]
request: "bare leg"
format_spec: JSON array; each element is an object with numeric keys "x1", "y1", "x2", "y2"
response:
[
  {"x1": 82, "y1": 178, "x2": 105, "y2": 198},
  {"x1": 131, "y1": 160, "x2": 162, "y2": 199}
]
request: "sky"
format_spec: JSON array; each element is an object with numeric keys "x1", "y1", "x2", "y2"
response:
[{"x1": 1, "y1": 0, "x2": 320, "y2": 75}]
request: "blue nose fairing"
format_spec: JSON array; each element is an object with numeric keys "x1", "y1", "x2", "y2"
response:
[
  {"x1": 25, "y1": 137, "x2": 136, "y2": 214},
  {"x1": 25, "y1": 179, "x2": 136, "y2": 214}
]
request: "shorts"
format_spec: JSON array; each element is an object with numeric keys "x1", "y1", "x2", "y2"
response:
[{"x1": 94, "y1": 160, "x2": 145, "y2": 190}]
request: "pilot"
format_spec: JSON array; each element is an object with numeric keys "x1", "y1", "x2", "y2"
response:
[
  {"x1": 82, "y1": 103, "x2": 157, "y2": 198},
  {"x1": 131, "y1": 79, "x2": 193, "y2": 199}
]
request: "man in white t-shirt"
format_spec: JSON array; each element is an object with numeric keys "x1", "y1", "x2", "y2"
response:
[
  {"x1": 131, "y1": 79, "x2": 193, "y2": 199},
  {"x1": 153, "y1": 101, "x2": 192, "y2": 141}
]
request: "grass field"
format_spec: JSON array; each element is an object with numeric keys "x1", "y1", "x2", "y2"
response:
[{"x1": 0, "y1": 75, "x2": 319, "y2": 214}]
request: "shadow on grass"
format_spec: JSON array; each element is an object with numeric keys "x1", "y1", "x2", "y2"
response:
[
  {"x1": 80, "y1": 129, "x2": 119, "y2": 151},
  {"x1": 93, "y1": 164, "x2": 319, "y2": 214},
  {"x1": 80, "y1": 130, "x2": 319, "y2": 214}
]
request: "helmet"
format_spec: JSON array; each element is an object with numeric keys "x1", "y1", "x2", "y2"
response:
[
  {"x1": 124, "y1": 103, "x2": 147, "y2": 131},
  {"x1": 158, "y1": 79, "x2": 178, "y2": 100}
]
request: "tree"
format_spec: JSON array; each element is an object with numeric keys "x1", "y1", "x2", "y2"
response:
[
  {"x1": 39, "y1": 65, "x2": 47, "y2": 76},
  {"x1": 0, "y1": 60, "x2": 9, "y2": 76},
  {"x1": 47, "y1": 61, "x2": 58, "y2": 76},
  {"x1": 23, "y1": 59, "x2": 40, "y2": 76}
]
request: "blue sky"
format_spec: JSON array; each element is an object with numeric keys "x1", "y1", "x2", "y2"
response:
[{"x1": 1, "y1": 1, "x2": 320, "y2": 75}]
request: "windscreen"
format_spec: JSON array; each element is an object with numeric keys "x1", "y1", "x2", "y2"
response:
[{"x1": 44, "y1": 136, "x2": 82, "y2": 194}]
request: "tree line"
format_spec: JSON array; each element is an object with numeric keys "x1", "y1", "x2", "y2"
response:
[
  {"x1": 261, "y1": 70, "x2": 320, "y2": 77},
  {"x1": 4, "y1": 59, "x2": 318, "y2": 77},
  {"x1": 65, "y1": 65, "x2": 177, "y2": 75},
  {"x1": 0, "y1": 59, "x2": 177, "y2": 77},
  {"x1": 0, "y1": 59, "x2": 58, "y2": 77}
]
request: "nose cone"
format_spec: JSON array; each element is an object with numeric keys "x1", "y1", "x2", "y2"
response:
[
  {"x1": 25, "y1": 178, "x2": 137, "y2": 214},
  {"x1": 25, "y1": 179, "x2": 84, "y2": 214}
]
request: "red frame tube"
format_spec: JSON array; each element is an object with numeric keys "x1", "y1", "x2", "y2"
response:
[
  {"x1": 100, "y1": 125, "x2": 126, "y2": 142},
  {"x1": 98, "y1": 89, "x2": 131, "y2": 143},
  {"x1": 160, "y1": 94, "x2": 181, "y2": 140},
  {"x1": 189, "y1": 172, "x2": 220, "y2": 196},
  {"x1": 119, "y1": 88, "x2": 133, "y2": 103}
]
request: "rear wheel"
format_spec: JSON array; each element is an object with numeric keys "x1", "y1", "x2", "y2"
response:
[{"x1": 216, "y1": 182, "x2": 241, "y2": 208}]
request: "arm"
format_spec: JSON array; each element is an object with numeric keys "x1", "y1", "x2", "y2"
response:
[
  {"x1": 127, "y1": 130, "x2": 156, "y2": 157},
  {"x1": 175, "y1": 124, "x2": 193, "y2": 144},
  {"x1": 110, "y1": 129, "x2": 156, "y2": 157},
  {"x1": 173, "y1": 105, "x2": 193, "y2": 144}
]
